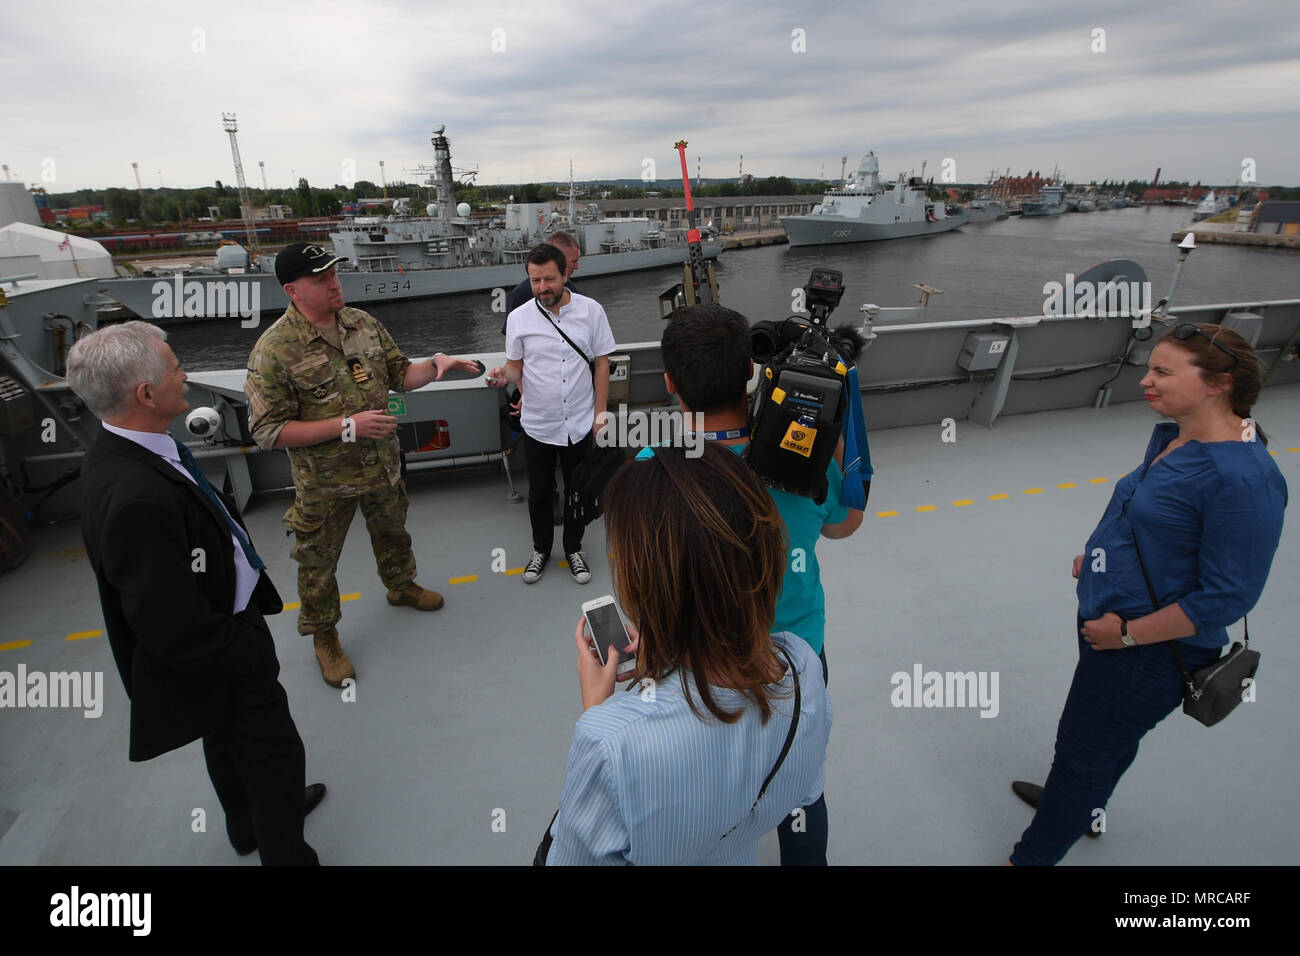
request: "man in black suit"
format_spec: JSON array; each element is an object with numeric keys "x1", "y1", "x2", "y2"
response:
[{"x1": 68, "y1": 320, "x2": 323, "y2": 865}]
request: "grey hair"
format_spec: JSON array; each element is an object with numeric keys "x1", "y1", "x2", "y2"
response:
[
  {"x1": 546, "y1": 230, "x2": 578, "y2": 251},
  {"x1": 66, "y1": 321, "x2": 169, "y2": 419}
]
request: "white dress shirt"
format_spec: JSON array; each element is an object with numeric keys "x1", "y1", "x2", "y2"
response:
[
  {"x1": 103, "y1": 423, "x2": 258, "y2": 613},
  {"x1": 505, "y1": 292, "x2": 616, "y2": 446}
]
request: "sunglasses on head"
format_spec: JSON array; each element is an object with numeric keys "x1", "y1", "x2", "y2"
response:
[{"x1": 1172, "y1": 324, "x2": 1238, "y2": 371}]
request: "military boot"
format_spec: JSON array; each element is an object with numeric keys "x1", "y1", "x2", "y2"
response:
[
  {"x1": 386, "y1": 582, "x2": 445, "y2": 611},
  {"x1": 312, "y1": 627, "x2": 355, "y2": 687}
]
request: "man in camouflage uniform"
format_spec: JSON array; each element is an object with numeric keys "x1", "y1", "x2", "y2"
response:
[{"x1": 245, "y1": 243, "x2": 479, "y2": 686}]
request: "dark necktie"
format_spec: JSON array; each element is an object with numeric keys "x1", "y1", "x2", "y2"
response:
[{"x1": 173, "y1": 438, "x2": 266, "y2": 571}]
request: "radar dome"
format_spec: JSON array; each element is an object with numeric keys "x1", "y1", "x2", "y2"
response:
[
  {"x1": 457, "y1": 202, "x2": 471, "y2": 217},
  {"x1": 426, "y1": 203, "x2": 438, "y2": 217}
]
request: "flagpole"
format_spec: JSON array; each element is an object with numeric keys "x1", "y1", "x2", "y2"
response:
[{"x1": 69, "y1": 235, "x2": 83, "y2": 278}]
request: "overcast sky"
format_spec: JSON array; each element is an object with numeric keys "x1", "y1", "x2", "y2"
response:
[{"x1": 5, "y1": 0, "x2": 1298, "y2": 193}]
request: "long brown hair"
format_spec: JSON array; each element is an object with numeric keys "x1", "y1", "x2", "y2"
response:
[
  {"x1": 603, "y1": 443, "x2": 789, "y2": 724},
  {"x1": 1160, "y1": 323, "x2": 1268, "y2": 444}
]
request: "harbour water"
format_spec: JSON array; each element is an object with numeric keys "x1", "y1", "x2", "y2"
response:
[{"x1": 167, "y1": 205, "x2": 1299, "y2": 372}]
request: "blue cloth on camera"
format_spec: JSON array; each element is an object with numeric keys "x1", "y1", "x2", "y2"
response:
[
  {"x1": 547, "y1": 632, "x2": 831, "y2": 865},
  {"x1": 635, "y1": 444, "x2": 848, "y2": 654},
  {"x1": 839, "y1": 364, "x2": 873, "y2": 510},
  {"x1": 1075, "y1": 423, "x2": 1287, "y2": 649}
]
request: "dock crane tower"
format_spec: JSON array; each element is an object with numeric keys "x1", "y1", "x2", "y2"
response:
[{"x1": 221, "y1": 112, "x2": 259, "y2": 253}]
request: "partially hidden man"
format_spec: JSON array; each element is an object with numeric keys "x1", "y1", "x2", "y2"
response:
[{"x1": 245, "y1": 242, "x2": 479, "y2": 686}]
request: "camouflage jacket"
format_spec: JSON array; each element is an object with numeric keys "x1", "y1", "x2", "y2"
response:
[{"x1": 245, "y1": 304, "x2": 412, "y2": 497}]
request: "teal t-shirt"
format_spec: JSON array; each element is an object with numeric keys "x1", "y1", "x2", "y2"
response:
[{"x1": 635, "y1": 443, "x2": 848, "y2": 654}]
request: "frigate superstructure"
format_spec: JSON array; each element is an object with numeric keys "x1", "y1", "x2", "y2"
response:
[{"x1": 781, "y1": 151, "x2": 968, "y2": 246}]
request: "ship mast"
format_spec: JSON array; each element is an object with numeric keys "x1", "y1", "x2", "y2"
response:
[{"x1": 408, "y1": 125, "x2": 477, "y2": 221}]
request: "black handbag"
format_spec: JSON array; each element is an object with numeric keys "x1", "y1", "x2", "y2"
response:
[
  {"x1": 1132, "y1": 531, "x2": 1259, "y2": 727},
  {"x1": 533, "y1": 300, "x2": 624, "y2": 525},
  {"x1": 566, "y1": 444, "x2": 626, "y2": 525}
]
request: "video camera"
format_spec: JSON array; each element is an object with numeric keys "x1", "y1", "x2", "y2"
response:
[{"x1": 745, "y1": 268, "x2": 865, "y2": 503}]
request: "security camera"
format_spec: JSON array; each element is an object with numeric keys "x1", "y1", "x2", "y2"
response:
[{"x1": 186, "y1": 406, "x2": 222, "y2": 437}]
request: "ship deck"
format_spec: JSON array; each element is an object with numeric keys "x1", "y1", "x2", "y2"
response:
[{"x1": 1, "y1": 385, "x2": 1297, "y2": 866}]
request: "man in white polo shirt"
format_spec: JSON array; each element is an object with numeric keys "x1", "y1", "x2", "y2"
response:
[{"x1": 487, "y1": 243, "x2": 615, "y2": 584}]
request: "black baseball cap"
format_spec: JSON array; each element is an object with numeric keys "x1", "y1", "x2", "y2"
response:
[{"x1": 275, "y1": 242, "x2": 346, "y2": 285}]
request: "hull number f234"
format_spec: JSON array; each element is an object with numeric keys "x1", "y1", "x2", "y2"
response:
[{"x1": 362, "y1": 279, "x2": 414, "y2": 296}]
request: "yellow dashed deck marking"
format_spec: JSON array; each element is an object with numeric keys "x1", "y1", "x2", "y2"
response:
[
  {"x1": 1, "y1": 640, "x2": 34, "y2": 651},
  {"x1": 50, "y1": 443, "x2": 1295, "y2": 655}
]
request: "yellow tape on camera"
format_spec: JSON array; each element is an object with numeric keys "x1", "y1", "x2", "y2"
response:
[{"x1": 780, "y1": 422, "x2": 816, "y2": 458}]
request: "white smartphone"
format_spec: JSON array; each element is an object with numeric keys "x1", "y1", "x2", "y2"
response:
[{"x1": 582, "y1": 595, "x2": 636, "y2": 675}]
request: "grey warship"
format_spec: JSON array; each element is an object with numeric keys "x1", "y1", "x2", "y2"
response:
[
  {"x1": 94, "y1": 127, "x2": 724, "y2": 322},
  {"x1": 781, "y1": 151, "x2": 968, "y2": 246}
]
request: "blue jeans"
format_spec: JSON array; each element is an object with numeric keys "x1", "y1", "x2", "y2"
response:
[
  {"x1": 1010, "y1": 621, "x2": 1221, "y2": 865},
  {"x1": 777, "y1": 649, "x2": 829, "y2": 865}
]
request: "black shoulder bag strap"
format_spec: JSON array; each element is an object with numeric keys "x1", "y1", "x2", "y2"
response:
[
  {"x1": 721, "y1": 643, "x2": 802, "y2": 840},
  {"x1": 535, "y1": 299, "x2": 593, "y2": 378},
  {"x1": 1130, "y1": 527, "x2": 1246, "y2": 697}
]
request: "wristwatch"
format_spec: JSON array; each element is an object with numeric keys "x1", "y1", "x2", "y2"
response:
[{"x1": 1119, "y1": 619, "x2": 1137, "y2": 647}]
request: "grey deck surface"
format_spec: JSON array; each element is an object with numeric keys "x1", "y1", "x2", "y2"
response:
[{"x1": 2, "y1": 386, "x2": 1297, "y2": 865}]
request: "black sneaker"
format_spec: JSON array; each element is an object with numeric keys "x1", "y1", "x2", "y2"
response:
[
  {"x1": 522, "y1": 550, "x2": 547, "y2": 584},
  {"x1": 566, "y1": 551, "x2": 591, "y2": 585}
]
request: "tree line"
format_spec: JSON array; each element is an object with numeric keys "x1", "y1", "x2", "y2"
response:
[{"x1": 45, "y1": 175, "x2": 1300, "y2": 229}]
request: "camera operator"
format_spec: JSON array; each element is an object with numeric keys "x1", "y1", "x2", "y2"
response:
[{"x1": 646, "y1": 303, "x2": 864, "y2": 865}]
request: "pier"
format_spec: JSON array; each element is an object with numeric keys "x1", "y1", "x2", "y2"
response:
[
  {"x1": 1172, "y1": 224, "x2": 1300, "y2": 250},
  {"x1": 723, "y1": 227, "x2": 788, "y2": 250}
]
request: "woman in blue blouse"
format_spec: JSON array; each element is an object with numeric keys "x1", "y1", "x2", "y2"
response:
[
  {"x1": 547, "y1": 443, "x2": 832, "y2": 865},
  {"x1": 1009, "y1": 323, "x2": 1287, "y2": 866}
]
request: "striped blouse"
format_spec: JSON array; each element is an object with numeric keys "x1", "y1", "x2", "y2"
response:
[{"x1": 547, "y1": 633, "x2": 831, "y2": 865}]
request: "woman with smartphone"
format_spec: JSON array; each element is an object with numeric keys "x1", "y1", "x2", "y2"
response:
[
  {"x1": 1008, "y1": 323, "x2": 1287, "y2": 865},
  {"x1": 545, "y1": 442, "x2": 832, "y2": 865}
]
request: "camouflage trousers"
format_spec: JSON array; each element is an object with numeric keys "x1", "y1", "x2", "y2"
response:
[{"x1": 284, "y1": 480, "x2": 416, "y2": 634}]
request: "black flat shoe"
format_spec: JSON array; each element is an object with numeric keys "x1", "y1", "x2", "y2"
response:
[
  {"x1": 233, "y1": 783, "x2": 328, "y2": 855},
  {"x1": 1011, "y1": 780, "x2": 1100, "y2": 839}
]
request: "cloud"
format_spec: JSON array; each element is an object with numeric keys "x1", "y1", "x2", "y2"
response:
[{"x1": 2, "y1": 0, "x2": 1296, "y2": 190}]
